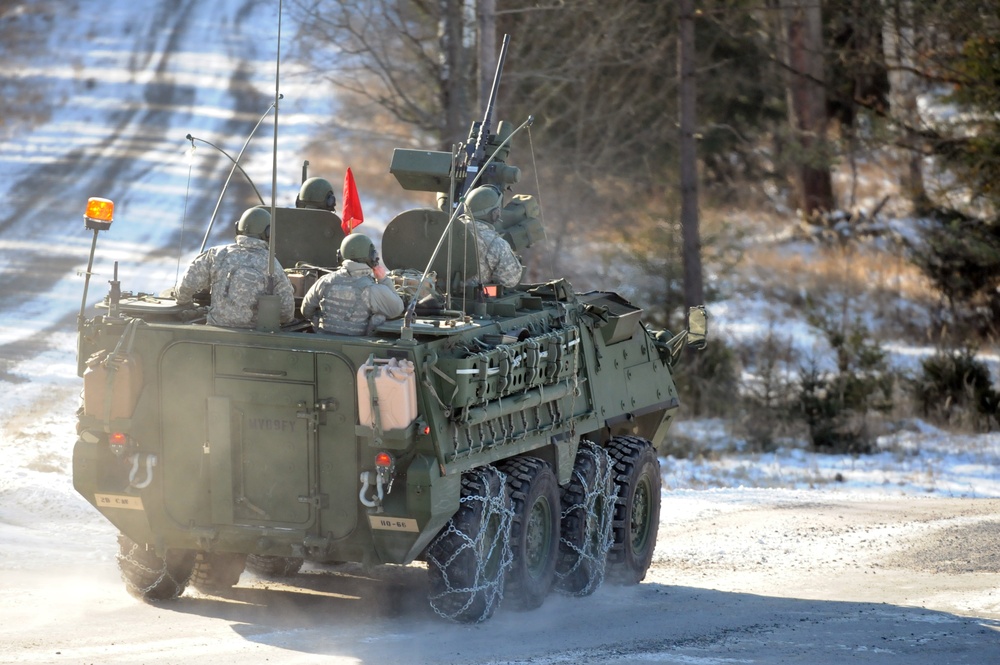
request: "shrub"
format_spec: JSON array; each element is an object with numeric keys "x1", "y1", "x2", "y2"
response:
[
  {"x1": 909, "y1": 208, "x2": 1000, "y2": 341},
  {"x1": 674, "y1": 337, "x2": 740, "y2": 420},
  {"x1": 795, "y1": 313, "x2": 896, "y2": 453},
  {"x1": 910, "y1": 349, "x2": 999, "y2": 431},
  {"x1": 733, "y1": 328, "x2": 801, "y2": 452}
]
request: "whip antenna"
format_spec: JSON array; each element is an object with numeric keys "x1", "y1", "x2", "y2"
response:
[
  {"x1": 175, "y1": 141, "x2": 195, "y2": 288},
  {"x1": 254, "y1": 0, "x2": 284, "y2": 332},
  {"x1": 196, "y1": 100, "x2": 279, "y2": 254},
  {"x1": 267, "y1": 0, "x2": 283, "y2": 282}
]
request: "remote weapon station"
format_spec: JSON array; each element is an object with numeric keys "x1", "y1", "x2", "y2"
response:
[{"x1": 73, "y1": 34, "x2": 707, "y2": 622}]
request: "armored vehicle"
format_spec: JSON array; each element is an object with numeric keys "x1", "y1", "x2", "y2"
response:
[{"x1": 72, "y1": 41, "x2": 707, "y2": 623}]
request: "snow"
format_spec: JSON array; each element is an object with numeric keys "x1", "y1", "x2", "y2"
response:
[
  {"x1": 0, "y1": 0, "x2": 341, "y2": 350},
  {"x1": 1, "y1": 0, "x2": 999, "y2": 586},
  {"x1": 665, "y1": 418, "x2": 1000, "y2": 498},
  {"x1": 695, "y1": 289, "x2": 1000, "y2": 506}
]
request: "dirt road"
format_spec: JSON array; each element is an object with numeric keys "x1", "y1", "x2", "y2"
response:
[{"x1": 2, "y1": 495, "x2": 996, "y2": 664}]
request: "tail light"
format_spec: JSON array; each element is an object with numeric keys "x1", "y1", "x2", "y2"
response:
[
  {"x1": 109, "y1": 432, "x2": 132, "y2": 457},
  {"x1": 375, "y1": 452, "x2": 394, "y2": 470}
]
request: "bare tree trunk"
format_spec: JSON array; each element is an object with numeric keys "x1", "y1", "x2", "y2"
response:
[
  {"x1": 442, "y1": 0, "x2": 468, "y2": 149},
  {"x1": 477, "y1": 0, "x2": 497, "y2": 111},
  {"x1": 779, "y1": 0, "x2": 834, "y2": 214},
  {"x1": 882, "y1": 0, "x2": 928, "y2": 212},
  {"x1": 679, "y1": 0, "x2": 704, "y2": 310}
]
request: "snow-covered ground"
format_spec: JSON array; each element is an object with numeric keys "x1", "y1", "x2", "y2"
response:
[
  {"x1": 0, "y1": 0, "x2": 340, "y2": 353},
  {"x1": 699, "y1": 283, "x2": 1000, "y2": 501},
  {"x1": 668, "y1": 418, "x2": 1000, "y2": 498}
]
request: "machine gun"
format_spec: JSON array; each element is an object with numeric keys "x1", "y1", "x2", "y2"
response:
[
  {"x1": 388, "y1": 35, "x2": 521, "y2": 204},
  {"x1": 454, "y1": 34, "x2": 511, "y2": 206}
]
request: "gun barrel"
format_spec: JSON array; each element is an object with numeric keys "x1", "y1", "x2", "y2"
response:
[
  {"x1": 461, "y1": 33, "x2": 511, "y2": 197},
  {"x1": 476, "y1": 34, "x2": 510, "y2": 157}
]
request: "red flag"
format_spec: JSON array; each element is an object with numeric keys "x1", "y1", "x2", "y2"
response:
[{"x1": 341, "y1": 167, "x2": 364, "y2": 234}]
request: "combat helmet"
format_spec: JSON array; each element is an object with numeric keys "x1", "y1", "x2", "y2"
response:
[
  {"x1": 464, "y1": 185, "x2": 503, "y2": 224},
  {"x1": 235, "y1": 207, "x2": 270, "y2": 240},
  {"x1": 297, "y1": 176, "x2": 337, "y2": 211},
  {"x1": 338, "y1": 233, "x2": 378, "y2": 267}
]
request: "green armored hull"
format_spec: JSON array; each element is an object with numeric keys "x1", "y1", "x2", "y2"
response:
[{"x1": 76, "y1": 283, "x2": 680, "y2": 559}]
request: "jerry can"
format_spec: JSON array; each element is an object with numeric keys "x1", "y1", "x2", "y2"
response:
[
  {"x1": 83, "y1": 351, "x2": 143, "y2": 421},
  {"x1": 357, "y1": 357, "x2": 418, "y2": 431}
]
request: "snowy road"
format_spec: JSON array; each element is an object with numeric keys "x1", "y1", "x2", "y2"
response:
[
  {"x1": 0, "y1": 0, "x2": 329, "y2": 369},
  {"x1": 1, "y1": 492, "x2": 998, "y2": 664},
  {"x1": 2, "y1": 369, "x2": 996, "y2": 663}
]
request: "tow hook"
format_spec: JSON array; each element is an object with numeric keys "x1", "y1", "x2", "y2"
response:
[
  {"x1": 359, "y1": 471, "x2": 386, "y2": 512},
  {"x1": 128, "y1": 453, "x2": 157, "y2": 489}
]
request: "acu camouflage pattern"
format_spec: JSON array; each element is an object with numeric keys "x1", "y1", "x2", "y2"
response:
[
  {"x1": 467, "y1": 218, "x2": 523, "y2": 287},
  {"x1": 301, "y1": 262, "x2": 404, "y2": 335},
  {"x1": 176, "y1": 235, "x2": 295, "y2": 328}
]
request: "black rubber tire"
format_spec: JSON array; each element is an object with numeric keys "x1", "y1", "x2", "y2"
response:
[
  {"x1": 190, "y1": 551, "x2": 247, "y2": 593},
  {"x1": 425, "y1": 466, "x2": 512, "y2": 623},
  {"x1": 605, "y1": 436, "x2": 661, "y2": 585},
  {"x1": 555, "y1": 441, "x2": 614, "y2": 595},
  {"x1": 497, "y1": 456, "x2": 560, "y2": 610},
  {"x1": 245, "y1": 554, "x2": 304, "y2": 578},
  {"x1": 116, "y1": 533, "x2": 195, "y2": 601}
]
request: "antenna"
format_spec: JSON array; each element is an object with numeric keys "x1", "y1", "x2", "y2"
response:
[
  {"x1": 268, "y1": 0, "x2": 282, "y2": 280},
  {"x1": 196, "y1": 99, "x2": 280, "y2": 253},
  {"x1": 255, "y1": 0, "x2": 284, "y2": 332},
  {"x1": 186, "y1": 133, "x2": 266, "y2": 206}
]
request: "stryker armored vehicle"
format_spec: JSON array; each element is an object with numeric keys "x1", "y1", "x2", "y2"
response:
[{"x1": 72, "y1": 37, "x2": 707, "y2": 623}]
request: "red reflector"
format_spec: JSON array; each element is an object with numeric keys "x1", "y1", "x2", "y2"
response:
[
  {"x1": 423, "y1": 425, "x2": 431, "y2": 435},
  {"x1": 109, "y1": 432, "x2": 127, "y2": 445},
  {"x1": 375, "y1": 452, "x2": 393, "y2": 468}
]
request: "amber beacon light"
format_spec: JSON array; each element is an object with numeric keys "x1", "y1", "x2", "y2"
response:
[
  {"x1": 84, "y1": 197, "x2": 114, "y2": 231},
  {"x1": 78, "y1": 196, "x2": 116, "y2": 329}
]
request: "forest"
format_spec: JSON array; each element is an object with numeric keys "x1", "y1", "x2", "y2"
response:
[
  {"x1": 285, "y1": 0, "x2": 1000, "y2": 449},
  {"x1": 1, "y1": 0, "x2": 997, "y2": 447}
]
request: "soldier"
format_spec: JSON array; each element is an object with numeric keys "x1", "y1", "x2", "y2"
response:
[
  {"x1": 295, "y1": 176, "x2": 337, "y2": 211},
  {"x1": 176, "y1": 207, "x2": 295, "y2": 328},
  {"x1": 301, "y1": 233, "x2": 404, "y2": 335},
  {"x1": 462, "y1": 185, "x2": 523, "y2": 288}
]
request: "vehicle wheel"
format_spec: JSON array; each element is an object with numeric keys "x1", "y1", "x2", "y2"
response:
[
  {"x1": 605, "y1": 436, "x2": 661, "y2": 585},
  {"x1": 117, "y1": 533, "x2": 195, "y2": 601},
  {"x1": 555, "y1": 440, "x2": 614, "y2": 595},
  {"x1": 245, "y1": 554, "x2": 304, "y2": 578},
  {"x1": 190, "y1": 551, "x2": 247, "y2": 592},
  {"x1": 425, "y1": 465, "x2": 513, "y2": 623},
  {"x1": 497, "y1": 456, "x2": 560, "y2": 610}
]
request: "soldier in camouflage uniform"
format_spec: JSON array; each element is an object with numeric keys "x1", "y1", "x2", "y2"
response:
[
  {"x1": 176, "y1": 207, "x2": 295, "y2": 328},
  {"x1": 301, "y1": 233, "x2": 404, "y2": 335},
  {"x1": 462, "y1": 185, "x2": 523, "y2": 288}
]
